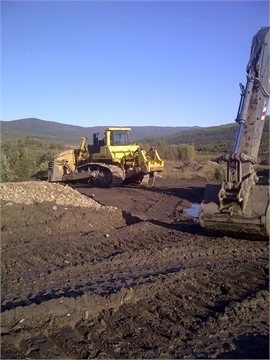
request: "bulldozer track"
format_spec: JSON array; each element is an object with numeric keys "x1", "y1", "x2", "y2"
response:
[
  {"x1": 2, "y1": 256, "x2": 268, "y2": 358},
  {"x1": 77, "y1": 163, "x2": 125, "y2": 187},
  {"x1": 1, "y1": 253, "x2": 266, "y2": 312},
  {"x1": 109, "y1": 164, "x2": 126, "y2": 186}
]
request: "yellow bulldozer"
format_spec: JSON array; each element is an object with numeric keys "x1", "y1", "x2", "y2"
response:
[{"x1": 48, "y1": 127, "x2": 164, "y2": 187}]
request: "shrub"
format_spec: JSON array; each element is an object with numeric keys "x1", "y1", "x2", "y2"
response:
[
  {"x1": 213, "y1": 165, "x2": 225, "y2": 181},
  {"x1": 205, "y1": 165, "x2": 225, "y2": 181},
  {"x1": 0, "y1": 137, "x2": 64, "y2": 182},
  {"x1": 177, "y1": 144, "x2": 195, "y2": 163},
  {"x1": 0, "y1": 152, "x2": 15, "y2": 182}
]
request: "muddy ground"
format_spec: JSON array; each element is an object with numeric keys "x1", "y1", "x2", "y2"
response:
[{"x1": 1, "y1": 178, "x2": 269, "y2": 359}]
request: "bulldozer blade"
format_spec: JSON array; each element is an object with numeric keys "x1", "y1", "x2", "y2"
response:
[{"x1": 199, "y1": 184, "x2": 269, "y2": 238}]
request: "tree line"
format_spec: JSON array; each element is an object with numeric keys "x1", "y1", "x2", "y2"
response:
[
  {"x1": 140, "y1": 115, "x2": 269, "y2": 154},
  {"x1": 1, "y1": 115, "x2": 268, "y2": 182},
  {"x1": 0, "y1": 137, "x2": 198, "y2": 182}
]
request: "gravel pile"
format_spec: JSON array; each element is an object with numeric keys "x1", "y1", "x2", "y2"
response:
[{"x1": 0, "y1": 181, "x2": 102, "y2": 209}]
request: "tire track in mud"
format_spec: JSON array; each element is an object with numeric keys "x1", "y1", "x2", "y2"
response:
[
  {"x1": 1, "y1": 220, "x2": 267, "y2": 313},
  {"x1": 2, "y1": 232, "x2": 268, "y2": 359},
  {"x1": 2, "y1": 277, "x2": 268, "y2": 359},
  {"x1": 1, "y1": 180, "x2": 269, "y2": 359},
  {"x1": 72, "y1": 259, "x2": 268, "y2": 359},
  {"x1": 0, "y1": 254, "x2": 249, "y2": 312}
]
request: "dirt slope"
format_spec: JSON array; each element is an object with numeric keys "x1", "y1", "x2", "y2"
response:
[{"x1": 1, "y1": 179, "x2": 269, "y2": 359}]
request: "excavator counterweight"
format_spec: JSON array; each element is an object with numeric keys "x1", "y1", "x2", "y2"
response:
[{"x1": 199, "y1": 27, "x2": 270, "y2": 238}]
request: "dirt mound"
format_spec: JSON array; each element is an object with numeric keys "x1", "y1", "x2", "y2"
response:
[
  {"x1": 179, "y1": 160, "x2": 222, "y2": 179},
  {"x1": 0, "y1": 181, "x2": 104, "y2": 209}
]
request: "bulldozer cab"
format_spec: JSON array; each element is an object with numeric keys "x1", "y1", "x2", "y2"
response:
[
  {"x1": 88, "y1": 128, "x2": 133, "y2": 156},
  {"x1": 106, "y1": 128, "x2": 131, "y2": 146},
  {"x1": 86, "y1": 127, "x2": 140, "y2": 165},
  {"x1": 110, "y1": 131, "x2": 129, "y2": 145}
]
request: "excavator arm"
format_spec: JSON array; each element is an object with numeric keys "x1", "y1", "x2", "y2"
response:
[{"x1": 199, "y1": 27, "x2": 270, "y2": 237}]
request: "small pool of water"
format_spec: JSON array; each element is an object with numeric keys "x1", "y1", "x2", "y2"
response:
[{"x1": 184, "y1": 203, "x2": 200, "y2": 218}]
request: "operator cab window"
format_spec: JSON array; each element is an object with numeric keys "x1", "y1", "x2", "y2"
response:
[{"x1": 111, "y1": 132, "x2": 129, "y2": 145}]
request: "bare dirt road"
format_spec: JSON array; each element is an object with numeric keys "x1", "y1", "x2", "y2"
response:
[{"x1": 1, "y1": 178, "x2": 269, "y2": 359}]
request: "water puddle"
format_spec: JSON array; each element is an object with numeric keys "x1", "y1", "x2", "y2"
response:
[{"x1": 184, "y1": 203, "x2": 200, "y2": 218}]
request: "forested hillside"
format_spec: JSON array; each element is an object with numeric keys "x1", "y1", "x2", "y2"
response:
[
  {"x1": 0, "y1": 116, "x2": 268, "y2": 182},
  {"x1": 1, "y1": 117, "x2": 268, "y2": 153},
  {"x1": 141, "y1": 115, "x2": 269, "y2": 154}
]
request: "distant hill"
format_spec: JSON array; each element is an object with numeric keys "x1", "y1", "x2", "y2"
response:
[
  {"x1": 141, "y1": 115, "x2": 269, "y2": 154},
  {"x1": 0, "y1": 118, "x2": 192, "y2": 143},
  {"x1": 0, "y1": 117, "x2": 268, "y2": 154}
]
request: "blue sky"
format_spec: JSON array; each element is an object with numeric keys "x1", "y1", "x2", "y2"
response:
[{"x1": 1, "y1": 0, "x2": 269, "y2": 127}]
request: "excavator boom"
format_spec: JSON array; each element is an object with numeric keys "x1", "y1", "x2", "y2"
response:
[{"x1": 199, "y1": 27, "x2": 270, "y2": 238}]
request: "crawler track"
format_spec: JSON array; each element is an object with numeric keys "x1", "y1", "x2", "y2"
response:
[{"x1": 76, "y1": 163, "x2": 125, "y2": 187}]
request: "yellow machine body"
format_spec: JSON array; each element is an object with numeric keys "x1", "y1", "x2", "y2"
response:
[{"x1": 48, "y1": 127, "x2": 164, "y2": 187}]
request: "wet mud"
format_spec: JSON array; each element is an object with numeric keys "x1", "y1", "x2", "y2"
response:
[{"x1": 1, "y1": 178, "x2": 269, "y2": 359}]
